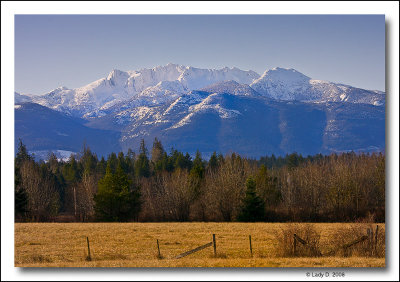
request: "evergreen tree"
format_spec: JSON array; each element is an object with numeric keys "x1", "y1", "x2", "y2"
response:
[
  {"x1": 126, "y1": 148, "x2": 135, "y2": 160},
  {"x1": 96, "y1": 156, "x2": 107, "y2": 177},
  {"x1": 217, "y1": 153, "x2": 224, "y2": 166},
  {"x1": 47, "y1": 152, "x2": 67, "y2": 212},
  {"x1": 190, "y1": 151, "x2": 204, "y2": 179},
  {"x1": 107, "y1": 152, "x2": 118, "y2": 174},
  {"x1": 256, "y1": 165, "x2": 281, "y2": 207},
  {"x1": 171, "y1": 149, "x2": 184, "y2": 169},
  {"x1": 270, "y1": 154, "x2": 277, "y2": 168},
  {"x1": 192, "y1": 151, "x2": 204, "y2": 171},
  {"x1": 139, "y1": 139, "x2": 148, "y2": 156},
  {"x1": 237, "y1": 177, "x2": 266, "y2": 222},
  {"x1": 15, "y1": 139, "x2": 32, "y2": 167},
  {"x1": 63, "y1": 155, "x2": 79, "y2": 184},
  {"x1": 184, "y1": 153, "x2": 193, "y2": 170},
  {"x1": 161, "y1": 151, "x2": 174, "y2": 172},
  {"x1": 15, "y1": 187, "x2": 28, "y2": 218},
  {"x1": 81, "y1": 145, "x2": 97, "y2": 175},
  {"x1": 207, "y1": 151, "x2": 219, "y2": 171},
  {"x1": 117, "y1": 152, "x2": 128, "y2": 173},
  {"x1": 15, "y1": 139, "x2": 30, "y2": 219},
  {"x1": 135, "y1": 139, "x2": 150, "y2": 177},
  {"x1": 94, "y1": 164, "x2": 141, "y2": 221},
  {"x1": 15, "y1": 166, "x2": 28, "y2": 219},
  {"x1": 151, "y1": 138, "x2": 166, "y2": 173},
  {"x1": 124, "y1": 150, "x2": 135, "y2": 179},
  {"x1": 287, "y1": 152, "x2": 300, "y2": 170},
  {"x1": 189, "y1": 151, "x2": 205, "y2": 197}
]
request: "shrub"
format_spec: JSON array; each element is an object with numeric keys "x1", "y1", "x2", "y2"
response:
[
  {"x1": 274, "y1": 223, "x2": 321, "y2": 257},
  {"x1": 329, "y1": 224, "x2": 385, "y2": 257}
]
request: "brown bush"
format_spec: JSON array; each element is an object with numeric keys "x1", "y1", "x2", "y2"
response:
[
  {"x1": 274, "y1": 223, "x2": 321, "y2": 257},
  {"x1": 329, "y1": 224, "x2": 385, "y2": 257}
]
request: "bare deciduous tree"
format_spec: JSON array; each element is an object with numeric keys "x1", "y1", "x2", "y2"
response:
[
  {"x1": 207, "y1": 154, "x2": 252, "y2": 221},
  {"x1": 20, "y1": 161, "x2": 59, "y2": 221},
  {"x1": 74, "y1": 173, "x2": 97, "y2": 221}
]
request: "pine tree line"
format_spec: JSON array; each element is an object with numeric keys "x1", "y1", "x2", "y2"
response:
[{"x1": 14, "y1": 138, "x2": 385, "y2": 223}]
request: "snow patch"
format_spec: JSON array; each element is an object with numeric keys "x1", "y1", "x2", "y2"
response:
[
  {"x1": 169, "y1": 113, "x2": 195, "y2": 129},
  {"x1": 31, "y1": 150, "x2": 76, "y2": 162}
]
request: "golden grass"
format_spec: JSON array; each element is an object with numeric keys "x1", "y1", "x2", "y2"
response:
[{"x1": 14, "y1": 222, "x2": 385, "y2": 267}]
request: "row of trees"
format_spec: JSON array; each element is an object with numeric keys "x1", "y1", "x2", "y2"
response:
[{"x1": 14, "y1": 139, "x2": 385, "y2": 223}]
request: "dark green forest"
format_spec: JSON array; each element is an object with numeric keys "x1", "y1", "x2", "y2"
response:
[{"x1": 14, "y1": 138, "x2": 385, "y2": 223}]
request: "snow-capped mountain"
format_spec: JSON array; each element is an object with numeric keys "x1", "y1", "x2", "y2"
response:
[
  {"x1": 15, "y1": 64, "x2": 385, "y2": 159},
  {"x1": 20, "y1": 64, "x2": 385, "y2": 119},
  {"x1": 250, "y1": 67, "x2": 385, "y2": 105},
  {"x1": 25, "y1": 64, "x2": 260, "y2": 117},
  {"x1": 22, "y1": 64, "x2": 385, "y2": 120},
  {"x1": 251, "y1": 67, "x2": 312, "y2": 100}
]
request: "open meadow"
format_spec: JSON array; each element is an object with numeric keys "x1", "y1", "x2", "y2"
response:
[{"x1": 14, "y1": 222, "x2": 385, "y2": 267}]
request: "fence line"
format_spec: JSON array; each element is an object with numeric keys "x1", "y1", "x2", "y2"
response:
[{"x1": 79, "y1": 227, "x2": 381, "y2": 261}]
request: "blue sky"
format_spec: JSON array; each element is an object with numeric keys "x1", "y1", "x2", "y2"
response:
[{"x1": 15, "y1": 15, "x2": 385, "y2": 94}]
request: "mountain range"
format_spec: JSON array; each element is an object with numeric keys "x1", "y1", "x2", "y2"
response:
[{"x1": 15, "y1": 64, "x2": 385, "y2": 159}]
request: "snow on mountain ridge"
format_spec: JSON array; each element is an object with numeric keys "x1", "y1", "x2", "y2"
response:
[
  {"x1": 177, "y1": 66, "x2": 259, "y2": 90},
  {"x1": 20, "y1": 64, "x2": 385, "y2": 119},
  {"x1": 250, "y1": 67, "x2": 385, "y2": 105},
  {"x1": 135, "y1": 80, "x2": 188, "y2": 104},
  {"x1": 189, "y1": 93, "x2": 242, "y2": 119},
  {"x1": 261, "y1": 67, "x2": 311, "y2": 82},
  {"x1": 26, "y1": 64, "x2": 260, "y2": 117},
  {"x1": 250, "y1": 67, "x2": 312, "y2": 100},
  {"x1": 201, "y1": 80, "x2": 261, "y2": 97}
]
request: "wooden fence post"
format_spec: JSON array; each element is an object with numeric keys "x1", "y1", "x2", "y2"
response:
[
  {"x1": 249, "y1": 235, "x2": 253, "y2": 257},
  {"x1": 86, "y1": 236, "x2": 91, "y2": 261},
  {"x1": 293, "y1": 234, "x2": 297, "y2": 256},
  {"x1": 157, "y1": 239, "x2": 161, "y2": 258},
  {"x1": 374, "y1": 225, "x2": 379, "y2": 256},
  {"x1": 212, "y1": 234, "x2": 216, "y2": 256},
  {"x1": 367, "y1": 228, "x2": 373, "y2": 256}
]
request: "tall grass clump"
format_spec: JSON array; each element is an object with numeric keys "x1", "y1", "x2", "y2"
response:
[
  {"x1": 273, "y1": 223, "x2": 321, "y2": 257},
  {"x1": 329, "y1": 224, "x2": 385, "y2": 257}
]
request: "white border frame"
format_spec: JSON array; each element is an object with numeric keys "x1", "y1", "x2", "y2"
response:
[{"x1": 2, "y1": 2, "x2": 399, "y2": 281}]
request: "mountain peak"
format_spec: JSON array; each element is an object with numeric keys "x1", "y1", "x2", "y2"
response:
[
  {"x1": 45, "y1": 86, "x2": 69, "y2": 96},
  {"x1": 250, "y1": 67, "x2": 312, "y2": 100},
  {"x1": 262, "y1": 67, "x2": 311, "y2": 82},
  {"x1": 107, "y1": 69, "x2": 127, "y2": 80},
  {"x1": 106, "y1": 69, "x2": 130, "y2": 88}
]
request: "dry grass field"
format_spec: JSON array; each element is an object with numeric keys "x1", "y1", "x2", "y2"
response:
[{"x1": 15, "y1": 222, "x2": 385, "y2": 267}]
